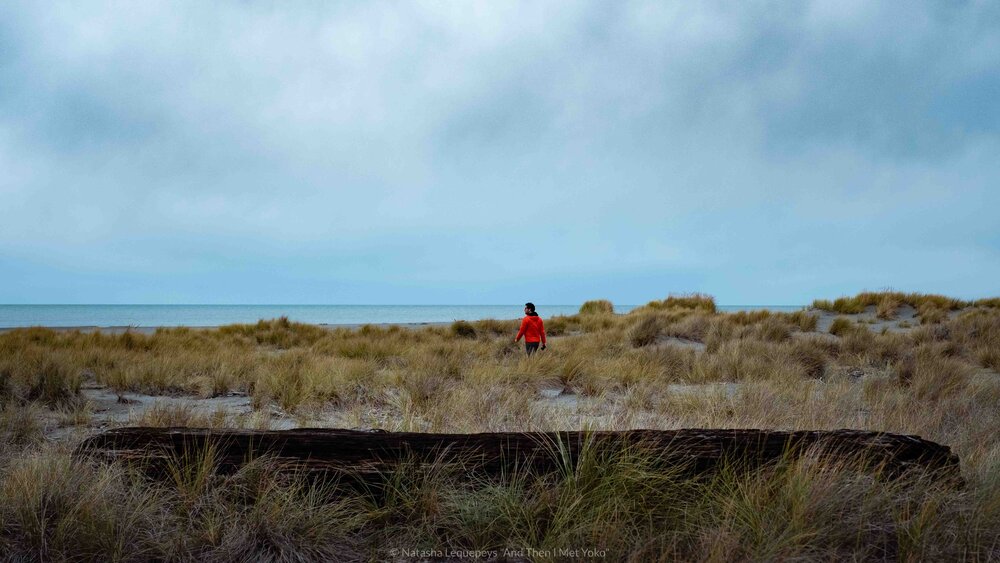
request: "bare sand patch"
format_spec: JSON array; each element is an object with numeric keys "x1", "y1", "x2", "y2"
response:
[{"x1": 814, "y1": 304, "x2": 920, "y2": 333}]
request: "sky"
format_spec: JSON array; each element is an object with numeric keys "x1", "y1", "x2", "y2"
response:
[{"x1": 1, "y1": 1, "x2": 998, "y2": 305}]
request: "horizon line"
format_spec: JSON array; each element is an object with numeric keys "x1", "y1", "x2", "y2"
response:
[{"x1": 0, "y1": 303, "x2": 807, "y2": 307}]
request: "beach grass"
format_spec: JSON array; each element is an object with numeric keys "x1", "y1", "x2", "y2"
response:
[{"x1": 0, "y1": 291, "x2": 999, "y2": 559}]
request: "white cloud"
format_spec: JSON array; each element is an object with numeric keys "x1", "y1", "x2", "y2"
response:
[{"x1": 0, "y1": 0, "x2": 997, "y2": 302}]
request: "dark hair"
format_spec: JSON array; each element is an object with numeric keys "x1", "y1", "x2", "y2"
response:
[{"x1": 524, "y1": 302, "x2": 535, "y2": 312}]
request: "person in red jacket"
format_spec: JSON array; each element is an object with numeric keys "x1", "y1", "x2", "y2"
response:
[{"x1": 514, "y1": 302, "x2": 546, "y2": 356}]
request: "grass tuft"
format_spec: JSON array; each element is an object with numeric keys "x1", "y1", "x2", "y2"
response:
[
  {"x1": 627, "y1": 314, "x2": 663, "y2": 348},
  {"x1": 828, "y1": 316, "x2": 855, "y2": 336},
  {"x1": 579, "y1": 300, "x2": 614, "y2": 315},
  {"x1": 450, "y1": 320, "x2": 477, "y2": 339},
  {"x1": 642, "y1": 293, "x2": 717, "y2": 313},
  {"x1": 0, "y1": 292, "x2": 998, "y2": 558}
]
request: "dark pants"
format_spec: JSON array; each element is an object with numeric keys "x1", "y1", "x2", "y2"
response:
[{"x1": 525, "y1": 342, "x2": 540, "y2": 356}]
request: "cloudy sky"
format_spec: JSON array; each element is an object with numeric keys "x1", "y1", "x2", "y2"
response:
[{"x1": 1, "y1": 1, "x2": 998, "y2": 305}]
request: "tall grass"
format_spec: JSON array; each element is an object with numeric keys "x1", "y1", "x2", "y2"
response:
[
  {"x1": 4, "y1": 436, "x2": 993, "y2": 560},
  {"x1": 641, "y1": 293, "x2": 717, "y2": 314},
  {"x1": 813, "y1": 290, "x2": 976, "y2": 324},
  {"x1": 1, "y1": 293, "x2": 996, "y2": 415},
  {"x1": 1, "y1": 292, "x2": 999, "y2": 558},
  {"x1": 579, "y1": 300, "x2": 614, "y2": 315}
]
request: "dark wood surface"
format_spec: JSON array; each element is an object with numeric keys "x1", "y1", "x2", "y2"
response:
[{"x1": 75, "y1": 427, "x2": 962, "y2": 484}]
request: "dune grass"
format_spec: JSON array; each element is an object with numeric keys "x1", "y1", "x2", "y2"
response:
[
  {"x1": 812, "y1": 290, "x2": 987, "y2": 324},
  {"x1": 640, "y1": 292, "x2": 717, "y2": 314},
  {"x1": 0, "y1": 291, "x2": 999, "y2": 559},
  {"x1": 578, "y1": 299, "x2": 614, "y2": 315},
  {"x1": 0, "y1": 432, "x2": 995, "y2": 561},
  {"x1": 1, "y1": 292, "x2": 997, "y2": 415}
]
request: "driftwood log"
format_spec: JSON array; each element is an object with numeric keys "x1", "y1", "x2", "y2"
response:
[{"x1": 75, "y1": 428, "x2": 961, "y2": 486}]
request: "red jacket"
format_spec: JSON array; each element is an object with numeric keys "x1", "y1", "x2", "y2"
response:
[{"x1": 516, "y1": 314, "x2": 546, "y2": 344}]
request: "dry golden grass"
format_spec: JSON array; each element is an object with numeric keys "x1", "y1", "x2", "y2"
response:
[
  {"x1": 813, "y1": 290, "x2": 983, "y2": 325},
  {"x1": 639, "y1": 292, "x2": 717, "y2": 314},
  {"x1": 876, "y1": 293, "x2": 901, "y2": 319},
  {"x1": 828, "y1": 316, "x2": 856, "y2": 336},
  {"x1": 578, "y1": 299, "x2": 614, "y2": 315},
  {"x1": 1, "y1": 291, "x2": 999, "y2": 559}
]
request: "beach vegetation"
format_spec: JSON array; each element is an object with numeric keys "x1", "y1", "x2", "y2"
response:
[
  {"x1": 450, "y1": 320, "x2": 477, "y2": 339},
  {"x1": 813, "y1": 291, "x2": 969, "y2": 316},
  {"x1": 578, "y1": 299, "x2": 614, "y2": 315},
  {"x1": 0, "y1": 291, "x2": 998, "y2": 558},
  {"x1": 640, "y1": 293, "x2": 717, "y2": 313},
  {"x1": 828, "y1": 316, "x2": 855, "y2": 336}
]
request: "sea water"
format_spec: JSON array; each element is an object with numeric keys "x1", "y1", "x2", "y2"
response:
[{"x1": 0, "y1": 304, "x2": 806, "y2": 328}]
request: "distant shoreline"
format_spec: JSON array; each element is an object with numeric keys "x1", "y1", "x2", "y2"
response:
[
  {"x1": 0, "y1": 304, "x2": 806, "y2": 331},
  {"x1": 0, "y1": 322, "x2": 456, "y2": 334}
]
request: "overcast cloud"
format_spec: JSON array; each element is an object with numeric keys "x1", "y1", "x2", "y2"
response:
[{"x1": 1, "y1": 1, "x2": 998, "y2": 304}]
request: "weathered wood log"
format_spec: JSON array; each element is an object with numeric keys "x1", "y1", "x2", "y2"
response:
[{"x1": 75, "y1": 428, "x2": 961, "y2": 486}]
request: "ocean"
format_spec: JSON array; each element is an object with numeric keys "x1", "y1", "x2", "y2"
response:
[{"x1": 0, "y1": 304, "x2": 807, "y2": 328}]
